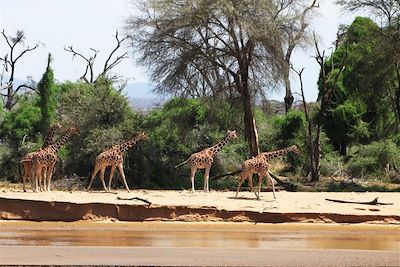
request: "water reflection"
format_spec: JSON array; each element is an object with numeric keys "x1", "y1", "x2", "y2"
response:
[{"x1": 0, "y1": 222, "x2": 399, "y2": 251}]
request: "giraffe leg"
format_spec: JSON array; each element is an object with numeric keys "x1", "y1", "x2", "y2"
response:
[
  {"x1": 235, "y1": 172, "x2": 248, "y2": 198},
  {"x1": 33, "y1": 165, "x2": 41, "y2": 192},
  {"x1": 108, "y1": 165, "x2": 117, "y2": 192},
  {"x1": 203, "y1": 166, "x2": 211, "y2": 192},
  {"x1": 27, "y1": 163, "x2": 35, "y2": 192},
  {"x1": 46, "y1": 163, "x2": 56, "y2": 191},
  {"x1": 257, "y1": 174, "x2": 263, "y2": 200},
  {"x1": 42, "y1": 167, "x2": 48, "y2": 192},
  {"x1": 117, "y1": 163, "x2": 130, "y2": 193},
  {"x1": 21, "y1": 162, "x2": 28, "y2": 192},
  {"x1": 266, "y1": 171, "x2": 276, "y2": 199},
  {"x1": 38, "y1": 167, "x2": 44, "y2": 192},
  {"x1": 190, "y1": 166, "x2": 197, "y2": 192},
  {"x1": 99, "y1": 166, "x2": 108, "y2": 192},
  {"x1": 87, "y1": 164, "x2": 101, "y2": 191},
  {"x1": 248, "y1": 174, "x2": 259, "y2": 199}
]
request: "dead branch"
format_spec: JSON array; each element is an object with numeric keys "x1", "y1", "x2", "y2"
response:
[
  {"x1": 267, "y1": 171, "x2": 298, "y2": 192},
  {"x1": 325, "y1": 197, "x2": 393, "y2": 205},
  {"x1": 210, "y1": 169, "x2": 241, "y2": 180},
  {"x1": 65, "y1": 31, "x2": 129, "y2": 84},
  {"x1": 116, "y1": 196, "x2": 152, "y2": 205},
  {"x1": 98, "y1": 31, "x2": 129, "y2": 80},
  {"x1": 64, "y1": 46, "x2": 97, "y2": 83},
  {"x1": 1, "y1": 29, "x2": 39, "y2": 109}
]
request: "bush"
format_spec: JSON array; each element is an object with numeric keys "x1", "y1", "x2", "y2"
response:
[
  {"x1": 0, "y1": 97, "x2": 42, "y2": 181},
  {"x1": 140, "y1": 97, "x2": 244, "y2": 189},
  {"x1": 319, "y1": 151, "x2": 343, "y2": 177},
  {"x1": 58, "y1": 79, "x2": 142, "y2": 181},
  {"x1": 346, "y1": 140, "x2": 400, "y2": 179},
  {"x1": 263, "y1": 110, "x2": 306, "y2": 173}
]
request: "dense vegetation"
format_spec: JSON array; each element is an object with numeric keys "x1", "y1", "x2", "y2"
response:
[{"x1": 0, "y1": 0, "x2": 399, "y2": 191}]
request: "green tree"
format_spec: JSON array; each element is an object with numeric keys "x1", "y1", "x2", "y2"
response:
[
  {"x1": 337, "y1": 0, "x2": 400, "y2": 123},
  {"x1": 319, "y1": 17, "x2": 398, "y2": 155},
  {"x1": 0, "y1": 97, "x2": 41, "y2": 180},
  {"x1": 37, "y1": 53, "x2": 58, "y2": 138},
  {"x1": 140, "y1": 97, "x2": 241, "y2": 188},
  {"x1": 58, "y1": 78, "x2": 141, "y2": 180}
]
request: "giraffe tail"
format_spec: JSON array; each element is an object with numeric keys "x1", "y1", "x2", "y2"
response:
[{"x1": 174, "y1": 159, "x2": 189, "y2": 169}]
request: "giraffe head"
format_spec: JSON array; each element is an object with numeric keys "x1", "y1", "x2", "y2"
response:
[
  {"x1": 227, "y1": 130, "x2": 238, "y2": 140},
  {"x1": 288, "y1": 145, "x2": 301, "y2": 154},
  {"x1": 137, "y1": 131, "x2": 148, "y2": 141},
  {"x1": 68, "y1": 126, "x2": 80, "y2": 135},
  {"x1": 54, "y1": 122, "x2": 63, "y2": 129}
]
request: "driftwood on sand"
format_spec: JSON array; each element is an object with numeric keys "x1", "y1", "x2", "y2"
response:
[
  {"x1": 325, "y1": 197, "x2": 393, "y2": 206},
  {"x1": 116, "y1": 196, "x2": 152, "y2": 205}
]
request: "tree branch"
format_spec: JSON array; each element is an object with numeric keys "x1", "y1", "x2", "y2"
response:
[{"x1": 99, "y1": 31, "x2": 129, "y2": 78}]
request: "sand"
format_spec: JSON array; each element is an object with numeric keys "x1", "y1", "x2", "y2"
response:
[{"x1": 0, "y1": 189, "x2": 399, "y2": 223}]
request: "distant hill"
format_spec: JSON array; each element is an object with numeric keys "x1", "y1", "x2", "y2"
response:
[
  {"x1": 123, "y1": 82, "x2": 168, "y2": 112},
  {"x1": 123, "y1": 82, "x2": 158, "y2": 98},
  {"x1": 128, "y1": 97, "x2": 167, "y2": 113}
]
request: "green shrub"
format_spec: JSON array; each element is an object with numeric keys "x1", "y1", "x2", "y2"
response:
[
  {"x1": 346, "y1": 140, "x2": 400, "y2": 179},
  {"x1": 320, "y1": 151, "x2": 343, "y2": 177}
]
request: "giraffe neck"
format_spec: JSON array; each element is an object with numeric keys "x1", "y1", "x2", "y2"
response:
[
  {"x1": 209, "y1": 135, "x2": 230, "y2": 156},
  {"x1": 261, "y1": 147, "x2": 292, "y2": 161},
  {"x1": 42, "y1": 125, "x2": 60, "y2": 148},
  {"x1": 47, "y1": 130, "x2": 74, "y2": 152},
  {"x1": 116, "y1": 135, "x2": 141, "y2": 154}
]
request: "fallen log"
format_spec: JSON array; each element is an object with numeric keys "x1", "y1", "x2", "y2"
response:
[
  {"x1": 267, "y1": 171, "x2": 298, "y2": 192},
  {"x1": 325, "y1": 197, "x2": 393, "y2": 206},
  {"x1": 116, "y1": 196, "x2": 152, "y2": 205},
  {"x1": 210, "y1": 169, "x2": 298, "y2": 192},
  {"x1": 210, "y1": 169, "x2": 241, "y2": 180}
]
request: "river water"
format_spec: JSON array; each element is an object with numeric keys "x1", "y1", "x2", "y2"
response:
[{"x1": 1, "y1": 221, "x2": 399, "y2": 251}]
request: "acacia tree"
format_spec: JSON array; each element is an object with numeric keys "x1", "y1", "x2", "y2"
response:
[
  {"x1": 0, "y1": 30, "x2": 38, "y2": 110},
  {"x1": 126, "y1": 0, "x2": 313, "y2": 156}
]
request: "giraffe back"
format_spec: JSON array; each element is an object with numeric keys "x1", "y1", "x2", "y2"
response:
[
  {"x1": 242, "y1": 154, "x2": 270, "y2": 174},
  {"x1": 96, "y1": 148, "x2": 124, "y2": 165}
]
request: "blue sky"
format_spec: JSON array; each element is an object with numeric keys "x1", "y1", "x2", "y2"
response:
[{"x1": 0, "y1": 0, "x2": 364, "y2": 101}]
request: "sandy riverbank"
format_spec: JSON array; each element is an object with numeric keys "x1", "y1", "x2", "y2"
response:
[{"x1": 0, "y1": 189, "x2": 399, "y2": 223}]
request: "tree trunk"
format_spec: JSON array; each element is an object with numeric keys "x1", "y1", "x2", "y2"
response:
[
  {"x1": 339, "y1": 143, "x2": 347, "y2": 156},
  {"x1": 242, "y1": 87, "x2": 260, "y2": 157},
  {"x1": 4, "y1": 70, "x2": 14, "y2": 110},
  {"x1": 310, "y1": 124, "x2": 322, "y2": 182},
  {"x1": 283, "y1": 65, "x2": 294, "y2": 112},
  {"x1": 395, "y1": 66, "x2": 400, "y2": 123}
]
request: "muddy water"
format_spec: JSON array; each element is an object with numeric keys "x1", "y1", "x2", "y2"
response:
[{"x1": 0, "y1": 221, "x2": 399, "y2": 251}]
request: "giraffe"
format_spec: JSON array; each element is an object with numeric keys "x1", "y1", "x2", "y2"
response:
[
  {"x1": 87, "y1": 131, "x2": 148, "y2": 193},
  {"x1": 20, "y1": 122, "x2": 63, "y2": 192},
  {"x1": 30, "y1": 126, "x2": 80, "y2": 192},
  {"x1": 175, "y1": 130, "x2": 238, "y2": 192},
  {"x1": 235, "y1": 145, "x2": 301, "y2": 200}
]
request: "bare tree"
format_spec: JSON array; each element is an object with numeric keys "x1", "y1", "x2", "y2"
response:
[
  {"x1": 294, "y1": 33, "x2": 346, "y2": 182},
  {"x1": 0, "y1": 30, "x2": 39, "y2": 110},
  {"x1": 277, "y1": 0, "x2": 319, "y2": 112},
  {"x1": 64, "y1": 31, "x2": 129, "y2": 84}
]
